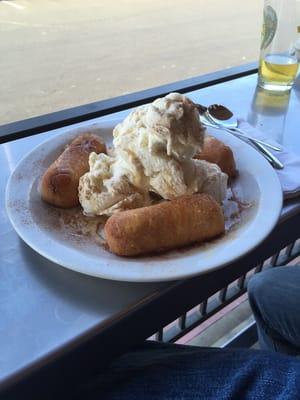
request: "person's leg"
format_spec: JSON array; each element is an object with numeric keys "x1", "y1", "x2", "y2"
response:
[
  {"x1": 248, "y1": 266, "x2": 300, "y2": 355},
  {"x1": 80, "y1": 341, "x2": 300, "y2": 400}
]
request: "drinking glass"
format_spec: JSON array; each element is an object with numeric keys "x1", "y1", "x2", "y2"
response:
[{"x1": 258, "y1": 0, "x2": 299, "y2": 91}]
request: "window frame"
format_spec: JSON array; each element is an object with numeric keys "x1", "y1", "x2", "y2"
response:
[{"x1": 0, "y1": 63, "x2": 257, "y2": 144}]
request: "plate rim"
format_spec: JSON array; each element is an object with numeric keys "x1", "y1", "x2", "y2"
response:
[{"x1": 5, "y1": 121, "x2": 283, "y2": 282}]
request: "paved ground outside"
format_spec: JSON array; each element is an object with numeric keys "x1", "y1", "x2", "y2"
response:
[{"x1": 0, "y1": 0, "x2": 262, "y2": 125}]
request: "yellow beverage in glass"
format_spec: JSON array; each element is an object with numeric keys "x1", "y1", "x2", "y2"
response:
[{"x1": 258, "y1": 54, "x2": 299, "y2": 91}]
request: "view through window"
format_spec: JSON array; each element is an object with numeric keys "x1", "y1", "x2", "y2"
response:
[{"x1": 0, "y1": 0, "x2": 262, "y2": 125}]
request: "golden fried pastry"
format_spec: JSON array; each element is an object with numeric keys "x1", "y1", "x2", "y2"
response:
[
  {"x1": 194, "y1": 136, "x2": 237, "y2": 178},
  {"x1": 104, "y1": 194, "x2": 224, "y2": 256},
  {"x1": 41, "y1": 133, "x2": 106, "y2": 208}
]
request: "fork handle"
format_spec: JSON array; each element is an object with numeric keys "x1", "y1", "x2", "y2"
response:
[
  {"x1": 248, "y1": 139, "x2": 284, "y2": 170},
  {"x1": 229, "y1": 127, "x2": 282, "y2": 152},
  {"x1": 221, "y1": 126, "x2": 284, "y2": 169},
  {"x1": 200, "y1": 119, "x2": 284, "y2": 169}
]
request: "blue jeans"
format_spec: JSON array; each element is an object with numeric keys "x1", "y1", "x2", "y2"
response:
[
  {"x1": 248, "y1": 266, "x2": 300, "y2": 356},
  {"x1": 81, "y1": 341, "x2": 300, "y2": 399}
]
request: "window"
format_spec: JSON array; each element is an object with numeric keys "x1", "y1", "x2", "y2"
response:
[{"x1": 0, "y1": 0, "x2": 261, "y2": 125}]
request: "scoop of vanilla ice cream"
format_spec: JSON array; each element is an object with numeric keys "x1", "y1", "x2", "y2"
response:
[
  {"x1": 113, "y1": 92, "x2": 203, "y2": 160},
  {"x1": 79, "y1": 93, "x2": 227, "y2": 216},
  {"x1": 78, "y1": 152, "x2": 150, "y2": 216},
  {"x1": 113, "y1": 92, "x2": 227, "y2": 200},
  {"x1": 112, "y1": 92, "x2": 206, "y2": 199},
  {"x1": 177, "y1": 159, "x2": 227, "y2": 203}
]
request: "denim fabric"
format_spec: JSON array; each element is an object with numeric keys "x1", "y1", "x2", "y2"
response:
[
  {"x1": 248, "y1": 266, "x2": 300, "y2": 356},
  {"x1": 79, "y1": 341, "x2": 300, "y2": 400}
]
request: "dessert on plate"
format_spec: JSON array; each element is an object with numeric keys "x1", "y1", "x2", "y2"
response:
[{"x1": 40, "y1": 93, "x2": 237, "y2": 256}]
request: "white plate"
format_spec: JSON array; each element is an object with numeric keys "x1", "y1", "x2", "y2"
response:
[{"x1": 6, "y1": 120, "x2": 282, "y2": 282}]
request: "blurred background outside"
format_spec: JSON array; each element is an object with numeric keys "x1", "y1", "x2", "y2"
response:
[{"x1": 0, "y1": 0, "x2": 262, "y2": 125}]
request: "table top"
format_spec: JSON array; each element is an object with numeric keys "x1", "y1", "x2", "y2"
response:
[{"x1": 1, "y1": 69, "x2": 300, "y2": 394}]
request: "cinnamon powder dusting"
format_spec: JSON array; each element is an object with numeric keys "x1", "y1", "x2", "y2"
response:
[{"x1": 35, "y1": 205, "x2": 107, "y2": 247}]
